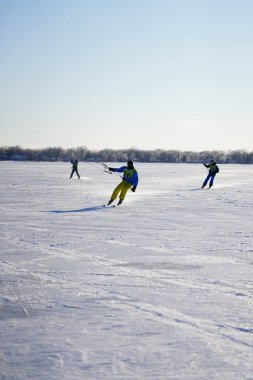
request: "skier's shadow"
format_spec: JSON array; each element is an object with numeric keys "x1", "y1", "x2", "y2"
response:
[{"x1": 49, "y1": 205, "x2": 111, "y2": 214}]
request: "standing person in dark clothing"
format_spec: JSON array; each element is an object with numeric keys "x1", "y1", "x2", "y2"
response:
[
  {"x1": 202, "y1": 159, "x2": 219, "y2": 189},
  {"x1": 69, "y1": 158, "x2": 80, "y2": 179}
]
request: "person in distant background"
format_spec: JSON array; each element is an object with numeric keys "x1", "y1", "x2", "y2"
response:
[
  {"x1": 107, "y1": 160, "x2": 138, "y2": 206},
  {"x1": 202, "y1": 159, "x2": 219, "y2": 189},
  {"x1": 69, "y1": 158, "x2": 80, "y2": 179}
]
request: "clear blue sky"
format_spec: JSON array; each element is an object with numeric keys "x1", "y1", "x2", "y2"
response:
[{"x1": 1, "y1": 0, "x2": 253, "y2": 151}]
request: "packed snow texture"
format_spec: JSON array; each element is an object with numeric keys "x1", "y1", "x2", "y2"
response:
[{"x1": 0, "y1": 162, "x2": 252, "y2": 380}]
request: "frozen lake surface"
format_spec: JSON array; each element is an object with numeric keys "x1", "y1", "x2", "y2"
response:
[{"x1": 0, "y1": 162, "x2": 252, "y2": 380}]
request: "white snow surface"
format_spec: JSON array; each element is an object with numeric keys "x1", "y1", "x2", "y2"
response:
[{"x1": 0, "y1": 162, "x2": 252, "y2": 380}]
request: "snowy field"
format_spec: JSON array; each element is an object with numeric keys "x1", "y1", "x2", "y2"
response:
[{"x1": 0, "y1": 161, "x2": 252, "y2": 380}]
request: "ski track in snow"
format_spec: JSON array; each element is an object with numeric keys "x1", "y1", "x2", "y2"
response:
[{"x1": 0, "y1": 162, "x2": 253, "y2": 380}]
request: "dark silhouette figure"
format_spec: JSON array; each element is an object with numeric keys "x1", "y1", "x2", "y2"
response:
[{"x1": 69, "y1": 158, "x2": 80, "y2": 179}]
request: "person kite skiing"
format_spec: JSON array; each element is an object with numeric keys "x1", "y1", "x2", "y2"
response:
[
  {"x1": 107, "y1": 160, "x2": 138, "y2": 206},
  {"x1": 69, "y1": 158, "x2": 80, "y2": 179},
  {"x1": 202, "y1": 159, "x2": 219, "y2": 189}
]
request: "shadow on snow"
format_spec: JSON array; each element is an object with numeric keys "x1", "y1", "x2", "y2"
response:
[{"x1": 48, "y1": 205, "x2": 112, "y2": 214}]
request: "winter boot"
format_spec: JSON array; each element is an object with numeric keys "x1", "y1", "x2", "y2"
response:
[
  {"x1": 117, "y1": 199, "x2": 123, "y2": 206},
  {"x1": 107, "y1": 199, "x2": 113, "y2": 205}
]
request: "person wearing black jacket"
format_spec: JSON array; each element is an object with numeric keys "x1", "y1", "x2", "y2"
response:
[
  {"x1": 69, "y1": 158, "x2": 80, "y2": 179},
  {"x1": 202, "y1": 160, "x2": 219, "y2": 189}
]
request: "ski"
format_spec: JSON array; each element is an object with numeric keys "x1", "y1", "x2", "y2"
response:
[{"x1": 103, "y1": 203, "x2": 123, "y2": 208}]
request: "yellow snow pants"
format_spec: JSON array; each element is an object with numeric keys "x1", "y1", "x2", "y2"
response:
[{"x1": 111, "y1": 181, "x2": 132, "y2": 201}]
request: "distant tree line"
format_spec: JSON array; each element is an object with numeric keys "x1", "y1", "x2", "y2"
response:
[{"x1": 0, "y1": 146, "x2": 253, "y2": 164}]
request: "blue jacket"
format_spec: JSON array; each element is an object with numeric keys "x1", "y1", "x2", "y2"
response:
[{"x1": 114, "y1": 166, "x2": 138, "y2": 187}]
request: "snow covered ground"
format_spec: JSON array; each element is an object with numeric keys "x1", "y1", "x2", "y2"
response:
[{"x1": 0, "y1": 162, "x2": 252, "y2": 380}]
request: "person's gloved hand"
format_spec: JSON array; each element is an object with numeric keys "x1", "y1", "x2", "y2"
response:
[
  {"x1": 108, "y1": 167, "x2": 115, "y2": 172},
  {"x1": 131, "y1": 186, "x2": 136, "y2": 192}
]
